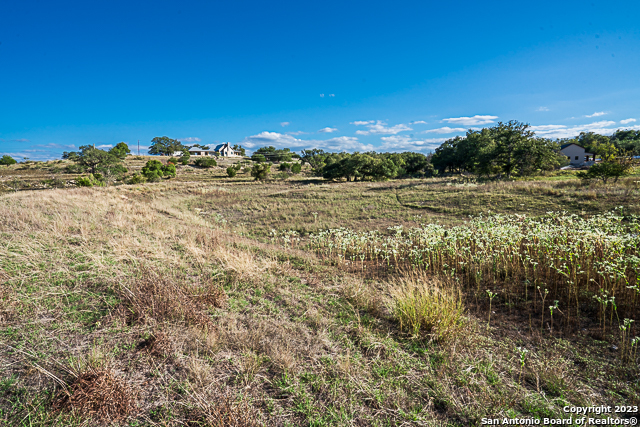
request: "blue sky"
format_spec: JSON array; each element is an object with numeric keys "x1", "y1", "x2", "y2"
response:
[{"x1": 1, "y1": 0, "x2": 639, "y2": 160}]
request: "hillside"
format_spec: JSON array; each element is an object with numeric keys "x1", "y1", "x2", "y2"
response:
[{"x1": 1, "y1": 161, "x2": 640, "y2": 426}]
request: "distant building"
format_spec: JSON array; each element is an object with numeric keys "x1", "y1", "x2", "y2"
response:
[
  {"x1": 188, "y1": 147, "x2": 217, "y2": 156},
  {"x1": 188, "y1": 142, "x2": 241, "y2": 157},
  {"x1": 559, "y1": 143, "x2": 595, "y2": 167},
  {"x1": 213, "y1": 142, "x2": 241, "y2": 157}
]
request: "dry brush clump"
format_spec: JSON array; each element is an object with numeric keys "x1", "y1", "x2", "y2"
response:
[
  {"x1": 182, "y1": 388, "x2": 263, "y2": 427},
  {"x1": 52, "y1": 368, "x2": 138, "y2": 423},
  {"x1": 117, "y1": 270, "x2": 226, "y2": 330}
]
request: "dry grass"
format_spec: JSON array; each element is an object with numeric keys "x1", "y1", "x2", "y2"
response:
[
  {"x1": 118, "y1": 270, "x2": 225, "y2": 330},
  {"x1": 389, "y1": 273, "x2": 465, "y2": 341},
  {"x1": 2, "y1": 171, "x2": 640, "y2": 426},
  {"x1": 53, "y1": 368, "x2": 138, "y2": 423}
]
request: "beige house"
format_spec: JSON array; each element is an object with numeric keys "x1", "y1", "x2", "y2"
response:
[
  {"x1": 188, "y1": 147, "x2": 217, "y2": 156},
  {"x1": 559, "y1": 143, "x2": 595, "y2": 166}
]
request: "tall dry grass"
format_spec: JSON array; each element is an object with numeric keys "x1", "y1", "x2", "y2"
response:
[{"x1": 389, "y1": 273, "x2": 464, "y2": 341}]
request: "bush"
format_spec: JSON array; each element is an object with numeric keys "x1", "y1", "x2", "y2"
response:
[
  {"x1": 226, "y1": 166, "x2": 237, "y2": 177},
  {"x1": 75, "y1": 174, "x2": 105, "y2": 187},
  {"x1": 163, "y1": 163, "x2": 176, "y2": 178},
  {"x1": 251, "y1": 154, "x2": 266, "y2": 163},
  {"x1": 127, "y1": 173, "x2": 146, "y2": 184},
  {"x1": 180, "y1": 151, "x2": 190, "y2": 165},
  {"x1": 167, "y1": 157, "x2": 179, "y2": 165},
  {"x1": 389, "y1": 274, "x2": 464, "y2": 342},
  {"x1": 194, "y1": 157, "x2": 217, "y2": 168},
  {"x1": 251, "y1": 163, "x2": 271, "y2": 181},
  {"x1": 279, "y1": 162, "x2": 291, "y2": 171},
  {"x1": 0, "y1": 155, "x2": 17, "y2": 166},
  {"x1": 76, "y1": 176, "x2": 94, "y2": 187},
  {"x1": 291, "y1": 163, "x2": 302, "y2": 174},
  {"x1": 141, "y1": 160, "x2": 176, "y2": 181},
  {"x1": 577, "y1": 160, "x2": 633, "y2": 184}
]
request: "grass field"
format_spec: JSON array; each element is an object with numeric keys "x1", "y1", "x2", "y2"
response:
[{"x1": 1, "y1": 158, "x2": 640, "y2": 426}]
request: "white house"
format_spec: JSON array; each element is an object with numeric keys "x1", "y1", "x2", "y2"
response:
[
  {"x1": 213, "y1": 143, "x2": 241, "y2": 157},
  {"x1": 559, "y1": 143, "x2": 595, "y2": 167},
  {"x1": 188, "y1": 143, "x2": 241, "y2": 157}
]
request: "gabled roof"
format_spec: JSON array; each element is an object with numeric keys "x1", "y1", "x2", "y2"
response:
[
  {"x1": 560, "y1": 143, "x2": 584, "y2": 150},
  {"x1": 214, "y1": 143, "x2": 238, "y2": 152}
]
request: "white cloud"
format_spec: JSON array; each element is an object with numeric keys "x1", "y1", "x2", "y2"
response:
[
  {"x1": 379, "y1": 135, "x2": 446, "y2": 152},
  {"x1": 585, "y1": 112, "x2": 606, "y2": 118},
  {"x1": 442, "y1": 115, "x2": 498, "y2": 126},
  {"x1": 96, "y1": 144, "x2": 113, "y2": 149},
  {"x1": 531, "y1": 121, "x2": 618, "y2": 138},
  {"x1": 423, "y1": 126, "x2": 467, "y2": 134},
  {"x1": 280, "y1": 122, "x2": 290, "y2": 127},
  {"x1": 286, "y1": 131, "x2": 307, "y2": 136},
  {"x1": 351, "y1": 120, "x2": 374, "y2": 126},
  {"x1": 328, "y1": 94, "x2": 335, "y2": 97},
  {"x1": 620, "y1": 118, "x2": 636, "y2": 125},
  {"x1": 319, "y1": 94, "x2": 325, "y2": 98},
  {"x1": 536, "y1": 107, "x2": 550, "y2": 112},
  {"x1": 354, "y1": 120, "x2": 412, "y2": 135},
  {"x1": 179, "y1": 137, "x2": 201, "y2": 143},
  {"x1": 318, "y1": 127, "x2": 338, "y2": 133},
  {"x1": 410, "y1": 120, "x2": 428, "y2": 125},
  {"x1": 239, "y1": 132, "x2": 374, "y2": 152},
  {"x1": 529, "y1": 125, "x2": 567, "y2": 131}
]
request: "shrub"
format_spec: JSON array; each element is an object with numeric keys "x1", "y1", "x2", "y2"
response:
[
  {"x1": 291, "y1": 163, "x2": 302, "y2": 174},
  {"x1": 127, "y1": 173, "x2": 146, "y2": 184},
  {"x1": 180, "y1": 151, "x2": 190, "y2": 165},
  {"x1": 141, "y1": 160, "x2": 176, "y2": 181},
  {"x1": 389, "y1": 274, "x2": 464, "y2": 342},
  {"x1": 279, "y1": 162, "x2": 291, "y2": 171},
  {"x1": 251, "y1": 163, "x2": 271, "y2": 181},
  {"x1": 226, "y1": 166, "x2": 237, "y2": 177},
  {"x1": 167, "y1": 156, "x2": 179, "y2": 165},
  {"x1": 194, "y1": 157, "x2": 217, "y2": 168},
  {"x1": 0, "y1": 155, "x2": 17, "y2": 166},
  {"x1": 251, "y1": 154, "x2": 266, "y2": 163},
  {"x1": 273, "y1": 171, "x2": 289, "y2": 180},
  {"x1": 76, "y1": 175, "x2": 94, "y2": 187},
  {"x1": 164, "y1": 163, "x2": 177, "y2": 178},
  {"x1": 577, "y1": 160, "x2": 633, "y2": 184}
]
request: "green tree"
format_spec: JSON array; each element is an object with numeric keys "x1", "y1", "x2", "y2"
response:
[
  {"x1": 490, "y1": 121, "x2": 536, "y2": 178},
  {"x1": 253, "y1": 146, "x2": 293, "y2": 162},
  {"x1": 575, "y1": 132, "x2": 611, "y2": 157},
  {"x1": 64, "y1": 145, "x2": 127, "y2": 181},
  {"x1": 0, "y1": 155, "x2": 17, "y2": 166},
  {"x1": 400, "y1": 152, "x2": 430, "y2": 176},
  {"x1": 149, "y1": 136, "x2": 186, "y2": 156},
  {"x1": 226, "y1": 166, "x2": 237, "y2": 177},
  {"x1": 233, "y1": 144, "x2": 246, "y2": 156},
  {"x1": 179, "y1": 150, "x2": 190, "y2": 165},
  {"x1": 251, "y1": 163, "x2": 271, "y2": 180},
  {"x1": 291, "y1": 163, "x2": 302, "y2": 174},
  {"x1": 251, "y1": 153, "x2": 266, "y2": 163},
  {"x1": 109, "y1": 142, "x2": 131, "y2": 160}
]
